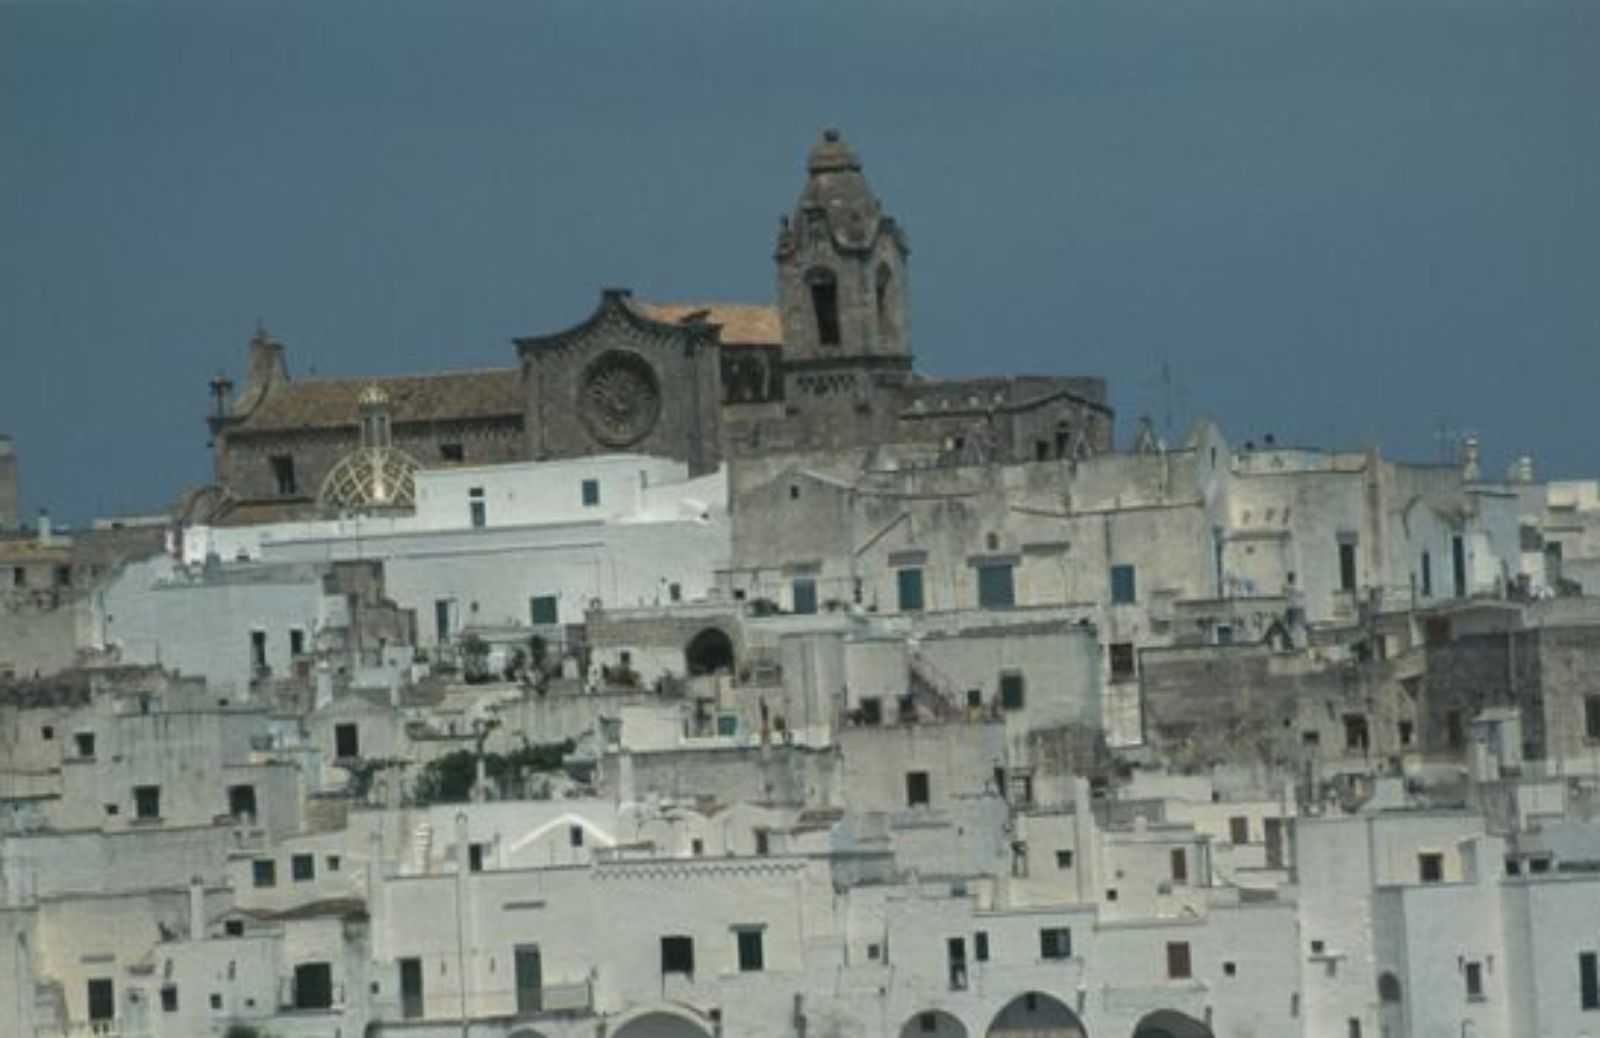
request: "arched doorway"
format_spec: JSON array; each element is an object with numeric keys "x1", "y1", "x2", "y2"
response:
[
  {"x1": 987, "y1": 991, "x2": 1087, "y2": 1037},
  {"x1": 685, "y1": 628, "x2": 735, "y2": 676},
  {"x1": 1131, "y1": 1010, "x2": 1212, "y2": 1038},
  {"x1": 612, "y1": 1011, "x2": 714, "y2": 1038},
  {"x1": 901, "y1": 1009, "x2": 968, "y2": 1037}
]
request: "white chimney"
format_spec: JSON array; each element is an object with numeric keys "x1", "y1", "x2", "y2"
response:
[{"x1": 188, "y1": 877, "x2": 206, "y2": 940}]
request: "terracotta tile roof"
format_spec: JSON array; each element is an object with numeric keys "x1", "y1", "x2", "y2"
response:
[
  {"x1": 236, "y1": 369, "x2": 523, "y2": 433},
  {"x1": 639, "y1": 303, "x2": 783, "y2": 346}
]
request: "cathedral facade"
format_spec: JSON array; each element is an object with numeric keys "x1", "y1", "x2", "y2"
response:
[{"x1": 199, "y1": 131, "x2": 1112, "y2": 523}]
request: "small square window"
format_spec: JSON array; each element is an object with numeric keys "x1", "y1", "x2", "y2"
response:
[
  {"x1": 530, "y1": 595, "x2": 559, "y2": 626},
  {"x1": 133, "y1": 785, "x2": 161, "y2": 820},
  {"x1": 581, "y1": 479, "x2": 601, "y2": 507},
  {"x1": 1055, "y1": 849, "x2": 1074, "y2": 869},
  {"x1": 252, "y1": 859, "x2": 276, "y2": 888},
  {"x1": 224, "y1": 920, "x2": 244, "y2": 937},
  {"x1": 326, "y1": 855, "x2": 341, "y2": 872},
  {"x1": 40, "y1": 725, "x2": 54, "y2": 740},
  {"x1": 1419, "y1": 852, "x2": 1444, "y2": 884},
  {"x1": 976, "y1": 563, "x2": 1015, "y2": 610},
  {"x1": 661, "y1": 935, "x2": 695, "y2": 977},
  {"x1": 292, "y1": 853, "x2": 315, "y2": 882},
  {"x1": 75, "y1": 732, "x2": 96, "y2": 759},
  {"x1": 440, "y1": 443, "x2": 464, "y2": 462},
  {"x1": 1040, "y1": 927, "x2": 1072, "y2": 960},
  {"x1": 1224, "y1": 961, "x2": 1237, "y2": 977}
]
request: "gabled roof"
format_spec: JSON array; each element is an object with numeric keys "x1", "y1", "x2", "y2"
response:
[
  {"x1": 233, "y1": 369, "x2": 523, "y2": 433},
  {"x1": 639, "y1": 303, "x2": 783, "y2": 347}
]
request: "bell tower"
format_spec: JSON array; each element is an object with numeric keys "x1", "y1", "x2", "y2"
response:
[{"x1": 776, "y1": 130, "x2": 911, "y2": 364}]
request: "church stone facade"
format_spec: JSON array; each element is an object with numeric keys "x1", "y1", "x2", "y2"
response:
[{"x1": 200, "y1": 131, "x2": 1112, "y2": 523}]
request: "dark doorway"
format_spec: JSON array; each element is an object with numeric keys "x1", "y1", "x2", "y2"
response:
[
  {"x1": 399, "y1": 957, "x2": 423, "y2": 1019},
  {"x1": 515, "y1": 945, "x2": 543, "y2": 1014},
  {"x1": 87, "y1": 978, "x2": 115, "y2": 1022},
  {"x1": 685, "y1": 628, "x2": 735, "y2": 676}
]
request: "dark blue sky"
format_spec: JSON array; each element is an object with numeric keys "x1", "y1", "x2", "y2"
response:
[{"x1": 2, "y1": 0, "x2": 1596, "y2": 523}]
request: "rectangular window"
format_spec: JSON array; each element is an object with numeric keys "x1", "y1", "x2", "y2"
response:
[
  {"x1": 1581, "y1": 951, "x2": 1599, "y2": 1010},
  {"x1": 1230, "y1": 816, "x2": 1249, "y2": 845},
  {"x1": 858, "y1": 696, "x2": 882, "y2": 726},
  {"x1": 434, "y1": 598, "x2": 456, "y2": 644},
  {"x1": 810, "y1": 278, "x2": 840, "y2": 345},
  {"x1": 250, "y1": 630, "x2": 268, "y2": 673},
  {"x1": 74, "y1": 731, "x2": 96, "y2": 759},
  {"x1": 736, "y1": 928, "x2": 765, "y2": 973},
  {"x1": 468, "y1": 842, "x2": 485, "y2": 873},
  {"x1": 292, "y1": 962, "x2": 334, "y2": 1010},
  {"x1": 1343, "y1": 714, "x2": 1370, "y2": 753},
  {"x1": 1170, "y1": 847, "x2": 1189, "y2": 884},
  {"x1": 999, "y1": 671, "x2": 1025, "y2": 710},
  {"x1": 581, "y1": 479, "x2": 601, "y2": 507},
  {"x1": 906, "y1": 771, "x2": 931, "y2": 807},
  {"x1": 1110, "y1": 564, "x2": 1137, "y2": 604},
  {"x1": 1421, "y1": 551, "x2": 1433, "y2": 597},
  {"x1": 334, "y1": 723, "x2": 360, "y2": 760},
  {"x1": 661, "y1": 935, "x2": 695, "y2": 977},
  {"x1": 896, "y1": 567, "x2": 925, "y2": 612},
  {"x1": 1110, "y1": 642, "x2": 1136, "y2": 681},
  {"x1": 469, "y1": 488, "x2": 487, "y2": 529},
  {"x1": 292, "y1": 853, "x2": 315, "y2": 882},
  {"x1": 1452, "y1": 534, "x2": 1467, "y2": 598},
  {"x1": 54, "y1": 565, "x2": 71, "y2": 588},
  {"x1": 569, "y1": 824, "x2": 584, "y2": 848},
  {"x1": 289, "y1": 628, "x2": 306, "y2": 657},
  {"x1": 974, "y1": 932, "x2": 990, "y2": 962},
  {"x1": 1056, "y1": 849, "x2": 1074, "y2": 869},
  {"x1": 270, "y1": 455, "x2": 297, "y2": 497},
  {"x1": 1419, "y1": 852, "x2": 1444, "y2": 883},
  {"x1": 1585, "y1": 697, "x2": 1600, "y2": 741},
  {"x1": 1167, "y1": 941, "x2": 1193, "y2": 979},
  {"x1": 976, "y1": 563, "x2": 1015, "y2": 610},
  {"x1": 440, "y1": 443, "x2": 464, "y2": 462},
  {"x1": 134, "y1": 785, "x2": 161, "y2": 820},
  {"x1": 1339, "y1": 540, "x2": 1358, "y2": 592},
  {"x1": 228, "y1": 785, "x2": 257, "y2": 821},
  {"x1": 791, "y1": 578, "x2": 818, "y2": 615},
  {"x1": 1040, "y1": 927, "x2": 1072, "y2": 960},
  {"x1": 530, "y1": 595, "x2": 559, "y2": 626},
  {"x1": 1465, "y1": 960, "x2": 1483, "y2": 999},
  {"x1": 947, "y1": 936, "x2": 967, "y2": 990},
  {"x1": 160, "y1": 985, "x2": 179, "y2": 1013},
  {"x1": 252, "y1": 859, "x2": 276, "y2": 888}
]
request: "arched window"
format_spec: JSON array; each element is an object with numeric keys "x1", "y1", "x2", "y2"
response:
[
  {"x1": 1378, "y1": 971, "x2": 1403, "y2": 1003},
  {"x1": 875, "y1": 263, "x2": 895, "y2": 341},
  {"x1": 808, "y1": 267, "x2": 840, "y2": 347}
]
